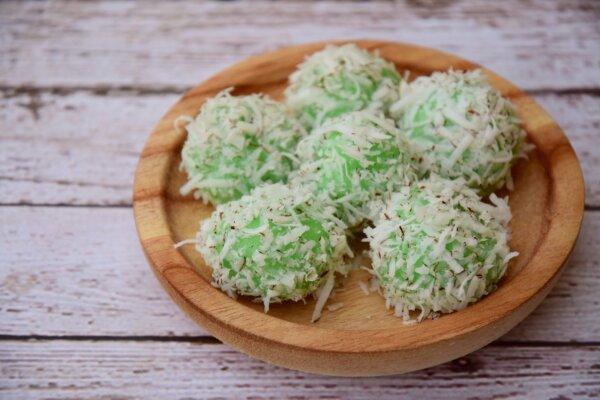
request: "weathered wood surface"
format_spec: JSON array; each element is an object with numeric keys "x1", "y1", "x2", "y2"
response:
[
  {"x1": 0, "y1": 90, "x2": 177, "y2": 206},
  {"x1": 1, "y1": 0, "x2": 599, "y2": 395},
  {"x1": 1, "y1": 341, "x2": 598, "y2": 400},
  {"x1": 2, "y1": 91, "x2": 598, "y2": 206},
  {"x1": 1, "y1": 0, "x2": 599, "y2": 91},
  {"x1": 1, "y1": 206, "x2": 598, "y2": 342}
]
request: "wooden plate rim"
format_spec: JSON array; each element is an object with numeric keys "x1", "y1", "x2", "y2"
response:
[{"x1": 133, "y1": 40, "x2": 585, "y2": 354}]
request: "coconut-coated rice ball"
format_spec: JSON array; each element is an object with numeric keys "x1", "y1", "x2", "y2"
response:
[
  {"x1": 364, "y1": 175, "x2": 517, "y2": 322},
  {"x1": 291, "y1": 110, "x2": 418, "y2": 228},
  {"x1": 390, "y1": 70, "x2": 526, "y2": 194},
  {"x1": 285, "y1": 44, "x2": 401, "y2": 130},
  {"x1": 196, "y1": 183, "x2": 352, "y2": 312},
  {"x1": 180, "y1": 90, "x2": 305, "y2": 205}
]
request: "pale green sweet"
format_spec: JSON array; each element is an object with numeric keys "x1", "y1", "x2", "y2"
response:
[
  {"x1": 391, "y1": 70, "x2": 526, "y2": 194},
  {"x1": 364, "y1": 175, "x2": 517, "y2": 322},
  {"x1": 180, "y1": 90, "x2": 305, "y2": 205},
  {"x1": 196, "y1": 184, "x2": 351, "y2": 310},
  {"x1": 285, "y1": 44, "x2": 402, "y2": 130},
  {"x1": 291, "y1": 111, "x2": 418, "y2": 228}
]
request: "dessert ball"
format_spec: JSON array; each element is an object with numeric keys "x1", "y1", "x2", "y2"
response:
[
  {"x1": 180, "y1": 90, "x2": 305, "y2": 204},
  {"x1": 364, "y1": 175, "x2": 517, "y2": 322},
  {"x1": 285, "y1": 44, "x2": 401, "y2": 130},
  {"x1": 291, "y1": 111, "x2": 418, "y2": 228},
  {"x1": 390, "y1": 70, "x2": 526, "y2": 194},
  {"x1": 196, "y1": 184, "x2": 351, "y2": 312}
]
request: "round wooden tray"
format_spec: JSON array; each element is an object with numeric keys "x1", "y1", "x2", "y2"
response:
[{"x1": 133, "y1": 40, "x2": 584, "y2": 376}]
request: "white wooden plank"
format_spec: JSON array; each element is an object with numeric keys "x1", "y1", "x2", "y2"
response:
[
  {"x1": 0, "y1": 206, "x2": 200, "y2": 337},
  {"x1": 1, "y1": 91, "x2": 598, "y2": 206},
  {"x1": 1, "y1": 0, "x2": 599, "y2": 91},
  {"x1": 0, "y1": 340, "x2": 598, "y2": 400},
  {"x1": 534, "y1": 93, "x2": 600, "y2": 208},
  {"x1": 0, "y1": 90, "x2": 178, "y2": 206},
  {"x1": 1, "y1": 206, "x2": 598, "y2": 341}
]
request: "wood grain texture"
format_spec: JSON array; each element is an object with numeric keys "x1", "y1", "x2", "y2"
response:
[
  {"x1": 0, "y1": 206, "x2": 200, "y2": 337},
  {"x1": 1, "y1": 341, "x2": 599, "y2": 400},
  {"x1": 1, "y1": 0, "x2": 598, "y2": 395},
  {"x1": 133, "y1": 41, "x2": 584, "y2": 376},
  {"x1": 1, "y1": 89, "x2": 598, "y2": 207},
  {"x1": 1, "y1": 206, "x2": 599, "y2": 341},
  {"x1": 1, "y1": 0, "x2": 599, "y2": 90},
  {"x1": 0, "y1": 90, "x2": 177, "y2": 206}
]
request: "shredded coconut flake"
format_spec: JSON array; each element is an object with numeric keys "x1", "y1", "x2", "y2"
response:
[
  {"x1": 358, "y1": 280, "x2": 370, "y2": 295},
  {"x1": 327, "y1": 302, "x2": 344, "y2": 312},
  {"x1": 311, "y1": 269, "x2": 336, "y2": 322}
]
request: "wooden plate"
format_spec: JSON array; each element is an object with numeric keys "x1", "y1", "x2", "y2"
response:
[{"x1": 133, "y1": 40, "x2": 584, "y2": 376}]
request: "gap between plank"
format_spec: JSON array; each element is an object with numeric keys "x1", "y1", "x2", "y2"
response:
[
  {"x1": 0, "y1": 334, "x2": 220, "y2": 344},
  {"x1": 2, "y1": 203, "x2": 597, "y2": 210},
  {"x1": 0, "y1": 335, "x2": 598, "y2": 348},
  {"x1": 1, "y1": 85, "x2": 600, "y2": 98},
  {"x1": 0, "y1": 203, "x2": 132, "y2": 209}
]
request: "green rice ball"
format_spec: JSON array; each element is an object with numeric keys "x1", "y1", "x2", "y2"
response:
[
  {"x1": 180, "y1": 90, "x2": 305, "y2": 205},
  {"x1": 291, "y1": 111, "x2": 418, "y2": 228},
  {"x1": 390, "y1": 70, "x2": 526, "y2": 194},
  {"x1": 364, "y1": 175, "x2": 517, "y2": 322},
  {"x1": 285, "y1": 44, "x2": 401, "y2": 130},
  {"x1": 196, "y1": 183, "x2": 352, "y2": 313}
]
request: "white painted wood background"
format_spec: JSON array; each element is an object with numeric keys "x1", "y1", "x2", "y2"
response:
[{"x1": 0, "y1": 1, "x2": 599, "y2": 399}]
